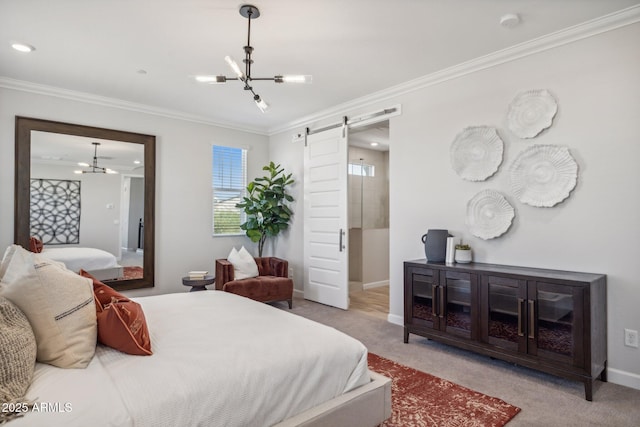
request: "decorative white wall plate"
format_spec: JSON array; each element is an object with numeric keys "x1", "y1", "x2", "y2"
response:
[
  {"x1": 509, "y1": 145, "x2": 578, "y2": 207},
  {"x1": 466, "y1": 189, "x2": 515, "y2": 240},
  {"x1": 507, "y1": 89, "x2": 558, "y2": 138},
  {"x1": 450, "y1": 126, "x2": 504, "y2": 181}
]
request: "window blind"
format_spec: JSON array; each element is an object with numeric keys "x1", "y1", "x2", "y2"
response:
[{"x1": 212, "y1": 145, "x2": 247, "y2": 235}]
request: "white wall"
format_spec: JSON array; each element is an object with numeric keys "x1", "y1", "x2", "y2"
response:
[
  {"x1": 362, "y1": 228, "x2": 389, "y2": 286},
  {"x1": 0, "y1": 88, "x2": 270, "y2": 296},
  {"x1": 269, "y1": 23, "x2": 640, "y2": 387}
]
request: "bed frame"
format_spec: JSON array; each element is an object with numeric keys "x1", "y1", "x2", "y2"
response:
[
  {"x1": 86, "y1": 266, "x2": 123, "y2": 282},
  {"x1": 276, "y1": 371, "x2": 391, "y2": 427}
]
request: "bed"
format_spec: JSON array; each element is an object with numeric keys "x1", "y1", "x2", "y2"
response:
[
  {"x1": 39, "y1": 247, "x2": 123, "y2": 281},
  {"x1": 10, "y1": 291, "x2": 391, "y2": 427}
]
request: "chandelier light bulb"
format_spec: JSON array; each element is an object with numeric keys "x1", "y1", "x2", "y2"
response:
[
  {"x1": 254, "y1": 96, "x2": 269, "y2": 113},
  {"x1": 279, "y1": 75, "x2": 312, "y2": 84},
  {"x1": 195, "y1": 75, "x2": 226, "y2": 84},
  {"x1": 224, "y1": 56, "x2": 244, "y2": 79}
]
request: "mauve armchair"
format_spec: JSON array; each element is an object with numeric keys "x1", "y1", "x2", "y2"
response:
[{"x1": 215, "y1": 257, "x2": 293, "y2": 308}]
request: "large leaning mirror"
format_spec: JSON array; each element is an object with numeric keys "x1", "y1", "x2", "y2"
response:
[{"x1": 15, "y1": 117, "x2": 155, "y2": 291}]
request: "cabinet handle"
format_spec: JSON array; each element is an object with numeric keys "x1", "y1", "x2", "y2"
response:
[
  {"x1": 439, "y1": 285, "x2": 445, "y2": 318},
  {"x1": 528, "y1": 300, "x2": 535, "y2": 339},
  {"x1": 517, "y1": 298, "x2": 524, "y2": 337},
  {"x1": 432, "y1": 285, "x2": 439, "y2": 318}
]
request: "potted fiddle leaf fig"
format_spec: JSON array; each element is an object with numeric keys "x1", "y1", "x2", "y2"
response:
[{"x1": 236, "y1": 162, "x2": 295, "y2": 257}]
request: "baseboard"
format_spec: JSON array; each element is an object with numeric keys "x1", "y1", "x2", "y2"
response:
[
  {"x1": 387, "y1": 313, "x2": 403, "y2": 326},
  {"x1": 607, "y1": 367, "x2": 640, "y2": 391},
  {"x1": 293, "y1": 288, "x2": 304, "y2": 298},
  {"x1": 362, "y1": 280, "x2": 389, "y2": 290}
]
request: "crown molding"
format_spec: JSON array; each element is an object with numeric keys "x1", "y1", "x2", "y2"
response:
[
  {"x1": 268, "y1": 4, "x2": 640, "y2": 136},
  {"x1": 0, "y1": 77, "x2": 269, "y2": 135}
]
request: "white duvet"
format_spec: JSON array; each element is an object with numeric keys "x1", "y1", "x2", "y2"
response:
[
  {"x1": 13, "y1": 291, "x2": 370, "y2": 427},
  {"x1": 40, "y1": 247, "x2": 118, "y2": 272}
]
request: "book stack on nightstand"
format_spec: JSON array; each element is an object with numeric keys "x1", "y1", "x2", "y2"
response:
[
  {"x1": 182, "y1": 271, "x2": 215, "y2": 292},
  {"x1": 188, "y1": 271, "x2": 208, "y2": 280}
]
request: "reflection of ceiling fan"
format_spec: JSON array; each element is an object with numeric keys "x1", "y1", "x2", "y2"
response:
[{"x1": 74, "y1": 142, "x2": 118, "y2": 174}]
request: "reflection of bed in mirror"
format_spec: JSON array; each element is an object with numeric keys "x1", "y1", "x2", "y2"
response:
[{"x1": 40, "y1": 247, "x2": 123, "y2": 281}]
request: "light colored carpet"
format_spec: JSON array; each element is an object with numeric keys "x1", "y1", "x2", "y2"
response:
[{"x1": 276, "y1": 296, "x2": 640, "y2": 427}]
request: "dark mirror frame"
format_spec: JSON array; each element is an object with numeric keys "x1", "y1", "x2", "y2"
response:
[{"x1": 15, "y1": 116, "x2": 155, "y2": 291}]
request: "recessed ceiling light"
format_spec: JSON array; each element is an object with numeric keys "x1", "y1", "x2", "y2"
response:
[
  {"x1": 134, "y1": 160, "x2": 141, "y2": 165},
  {"x1": 11, "y1": 43, "x2": 35, "y2": 53},
  {"x1": 137, "y1": 69, "x2": 147, "y2": 75},
  {"x1": 370, "y1": 142, "x2": 379, "y2": 147}
]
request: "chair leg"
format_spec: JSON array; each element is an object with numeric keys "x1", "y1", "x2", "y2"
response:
[{"x1": 287, "y1": 299, "x2": 292, "y2": 309}]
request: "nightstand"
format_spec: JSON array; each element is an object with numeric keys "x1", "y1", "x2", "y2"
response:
[{"x1": 182, "y1": 275, "x2": 215, "y2": 292}]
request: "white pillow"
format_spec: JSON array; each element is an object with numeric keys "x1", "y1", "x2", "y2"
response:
[
  {"x1": 0, "y1": 245, "x2": 97, "y2": 369},
  {"x1": 227, "y1": 246, "x2": 259, "y2": 280}
]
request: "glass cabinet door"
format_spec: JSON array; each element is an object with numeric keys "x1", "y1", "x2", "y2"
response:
[
  {"x1": 411, "y1": 269, "x2": 438, "y2": 328},
  {"x1": 528, "y1": 281, "x2": 583, "y2": 366},
  {"x1": 443, "y1": 271, "x2": 476, "y2": 339},
  {"x1": 481, "y1": 275, "x2": 527, "y2": 352}
]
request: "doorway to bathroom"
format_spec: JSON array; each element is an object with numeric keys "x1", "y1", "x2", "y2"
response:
[{"x1": 348, "y1": 121, "x2": 389, "y2": 319}]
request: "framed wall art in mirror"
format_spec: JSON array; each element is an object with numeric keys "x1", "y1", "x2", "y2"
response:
[{"x1": 15, "y1": 116, "x2": 156, "y2": 291}]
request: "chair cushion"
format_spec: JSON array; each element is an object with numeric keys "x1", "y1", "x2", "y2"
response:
[
  {"x1": 227, "y1": 246, "x2": 259, "y2": 280},
  {"x1": 223, "y1": 276, "x2": 293, "y2": 302}
]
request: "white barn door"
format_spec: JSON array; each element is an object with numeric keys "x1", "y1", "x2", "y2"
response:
[{"x1": 303, "y1": 126, "x2": 349, "y2": 310}]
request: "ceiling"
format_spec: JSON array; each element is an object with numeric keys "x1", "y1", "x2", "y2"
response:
[{"x1": 1, "y1": 1, "x2": 638, "y2": 134}]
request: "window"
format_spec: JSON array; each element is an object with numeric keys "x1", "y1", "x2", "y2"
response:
[
  {"x1": 348, "y1": 162, "x2": 375, "y2": 177},
  {"x1": 212, "y1": 145, "x2": 247, "y2": 235}
]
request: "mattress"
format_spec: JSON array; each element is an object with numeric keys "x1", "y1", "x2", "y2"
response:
[
  {"x1": 40, "y1": 247, "x2": 119, "y2": 272},
  {"x1": 12, "y1": 291, "x2": 370, "y2": 427}
]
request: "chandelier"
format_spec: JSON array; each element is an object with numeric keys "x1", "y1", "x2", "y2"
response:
[
  {"x1": 74, "y1": 142, "x2": 117, "y2": 174},
  {"x1": 195, "y1": 4, "x2": 312, "y2": 112}
]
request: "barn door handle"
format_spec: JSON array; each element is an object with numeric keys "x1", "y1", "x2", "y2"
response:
[{"x1": 339, "y1": 229, "x2": 346, "y2": 251}]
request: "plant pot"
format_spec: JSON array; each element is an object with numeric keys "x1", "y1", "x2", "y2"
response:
[{"x1": 455, "y1": 249, "x2": 472, "y2": 264}]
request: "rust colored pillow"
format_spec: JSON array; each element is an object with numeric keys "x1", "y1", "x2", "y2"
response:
[
  {"x1": 29, "y1": 236, "x2": 43, "y2": 253},
  {"x1": 80, "y1": 270, "x2": 152, "y2": 356}
]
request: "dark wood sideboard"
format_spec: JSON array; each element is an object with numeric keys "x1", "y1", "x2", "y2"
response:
[{"x1": 404, "y1": 260, "x2": 607, "y2": 401}]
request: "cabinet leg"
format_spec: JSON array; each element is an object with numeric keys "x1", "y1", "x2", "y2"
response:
[
  {"x1": 584, "y1": 379, "x2": 593, "y2": 401},
  {"x1": 403, "y1": 327, "x2": 409, "y2": 344},
  {"x1": 600, "y1": 361, "x2": 607, "y2": 382}
]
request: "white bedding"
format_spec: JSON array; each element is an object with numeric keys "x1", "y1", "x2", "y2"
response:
[
  {"x1": 40, "y1": 247, "x2": 119, "y2": 272},
  {"x1": 13, "y1": 291, "x2": 370, "y2": 427}
]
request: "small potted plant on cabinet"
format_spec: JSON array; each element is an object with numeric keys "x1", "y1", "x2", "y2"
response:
[{"x1": 454, "y1": 244, "x2": 472, "y2": 264}]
